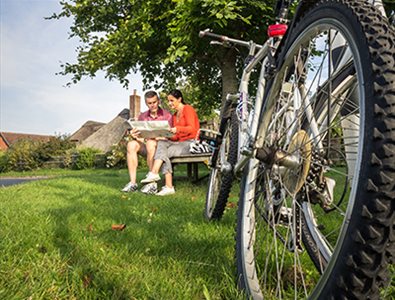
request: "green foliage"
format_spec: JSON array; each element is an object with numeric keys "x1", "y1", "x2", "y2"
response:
[
  {"x1": 0, "y1": 151, "x2": 7, "y2": 173},
  {"x1": 36, "y1": 134, "x2": 75, "y2": 162},
  {"x1": 1, "y1": 135, "x2": 77, "y2": 172},
  {"x1": 62, "y1": 148, "x2": 78, "y2": 169},
  {"x1": 106, "y1": 137, "x2": 148, "y2": 170},
  {"x1": 106, "y1": 141, "x2": 127, "y2": 169},
  {"x1": 3, "y1": 139, "x2": 43, "y2": 171},
  {"x1": 383, "y1": 0, "x2": 395, "y2": 17},
  {"x1": 48, "y1": 0, "x2": 276, "y2": 114},
  {"x1": 1, "y1": 137, "x2": 108, "y2": 172},
  {"x1": 74, "y1": 147, "x2": 101, "y2": 170},
  {"x1": 48, "y1": 1, "x2": 394, "y2": 116}
]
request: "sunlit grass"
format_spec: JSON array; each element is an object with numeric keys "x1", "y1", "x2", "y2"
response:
[
  {"x1": 2, "y1": 166, "x2": 390, "y2": 299},
  {"x1": 0, "y1": 167, "x2": 244, "y2": 299}
]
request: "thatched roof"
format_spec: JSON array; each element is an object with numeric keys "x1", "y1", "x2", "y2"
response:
[
  {"x1": 79, "y1": 109, "x2": 130, "y2": 153},
  {"x1": 69, "y1": 120, "x2": 106, "y2": 143}
]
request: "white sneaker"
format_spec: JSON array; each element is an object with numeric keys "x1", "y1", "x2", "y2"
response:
[
  {"x1": 121, "y1": 182, "x2": 138, "y2": 192},
  {"x1": 140, "y1": 182, "x2": 158, "y2": 194},
  {"x1": 141, "y1": 172, "x2": 161, "y2": 184},
  {"x1": 156, "y1": 186, "x2": 175, "y2": 196}
]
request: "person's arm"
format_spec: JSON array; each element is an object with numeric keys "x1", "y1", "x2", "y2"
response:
[
  {"x1": 165, "y1": 110, "x2": 173, "y2": 127},
  {"x1": 174, "y1": 106, "x2": 199, "y2": 135}
]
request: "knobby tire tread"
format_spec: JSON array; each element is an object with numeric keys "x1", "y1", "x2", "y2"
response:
[
  {"x1": 235, "y1": 0, "x2": 395, "y2": 299},
  {"x1": 210, "y1": 112, "x2": 239, "y2": 220}
]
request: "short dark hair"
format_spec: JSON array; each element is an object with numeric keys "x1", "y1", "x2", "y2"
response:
[
  {"x1": 144, "y1": 90, "x2": 158, "y2": 101},
  {"x1": 168, "y1": 89, "x2": 185, "y2": 104}
]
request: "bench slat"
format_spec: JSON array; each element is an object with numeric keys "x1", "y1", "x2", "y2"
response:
[{"x1": 170, "y1": 154, "x2": 211, "y2": 164}]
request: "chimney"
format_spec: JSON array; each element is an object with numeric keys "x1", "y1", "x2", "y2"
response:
[{"x1": 129, "y1": 89, "x2": 141, "y2": 120}]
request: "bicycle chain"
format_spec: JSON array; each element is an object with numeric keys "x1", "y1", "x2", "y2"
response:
[
  {"x1": 291, "y1": 150, "x2": 329, "y2": 252},
  {"x1": 300, "y1": 150, "x2": 328, "y2": 205}
]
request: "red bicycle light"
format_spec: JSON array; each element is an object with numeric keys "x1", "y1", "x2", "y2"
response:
[{"x1": 268, "y1": 24, "x2": 288, "y2": 37}]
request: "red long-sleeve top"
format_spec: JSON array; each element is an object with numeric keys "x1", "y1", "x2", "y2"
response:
[{"x1": 171, "y1": 105, "x2": 200, "y2": 141}]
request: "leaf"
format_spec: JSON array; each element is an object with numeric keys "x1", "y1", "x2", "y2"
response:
[
  {"x1": 83, "y1": 273, "x2": 94, "y2": 288},
  {"x1": 111, "y1": 224, "x2": 126, "y2": 231}
]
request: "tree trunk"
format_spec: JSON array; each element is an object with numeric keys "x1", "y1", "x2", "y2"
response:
[{"x1": 220, "y1": 48, "x2": 238, "y2": 107}]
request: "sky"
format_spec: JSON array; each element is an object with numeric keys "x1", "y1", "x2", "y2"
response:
[{"x1": 0, "y1": 0, "x2": 145, "y2": 136}]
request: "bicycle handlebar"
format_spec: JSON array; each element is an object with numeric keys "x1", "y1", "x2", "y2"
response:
[
  {"x1": 199, "y1": 29, "x2": 262, "y2": 49},
  {"x1": 198, "y1": 29, "x2": 228, "y2": 41}
]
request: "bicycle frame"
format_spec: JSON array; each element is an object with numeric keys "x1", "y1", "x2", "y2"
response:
[
  {"x1": 201, "y1": 0, "x2": 393, "y2": 297},
  {"x1": 200, "y1": 0, "x2": 388, "y2": 177}
]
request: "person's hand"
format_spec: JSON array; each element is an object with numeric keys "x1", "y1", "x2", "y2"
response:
[
  {"x1": 130, "y1": 128, "x2": 141, "y2": 139},
  {"x1": 170, "y1": 127, "x2": 177, "y2": 134}
]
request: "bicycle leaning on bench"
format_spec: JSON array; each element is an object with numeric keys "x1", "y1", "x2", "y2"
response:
[{"x1": 200, "y1": 0, "x2": 395, "y2": 299}]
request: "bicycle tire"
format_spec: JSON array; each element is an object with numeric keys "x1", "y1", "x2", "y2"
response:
[
  {"x1": 236, "y1": 1, "x2": 395, "y2": 299},
  {"x1": 204, "y1": 111, "x2": 238, "y2": 220}
]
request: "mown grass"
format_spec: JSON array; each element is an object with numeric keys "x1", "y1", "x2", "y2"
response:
[
  {"x1": 0, "y1": 167, "x2": 244, "y2": 300},
  {"x1": 1, "y1": 167, "x2": 393, "y2": 299}
]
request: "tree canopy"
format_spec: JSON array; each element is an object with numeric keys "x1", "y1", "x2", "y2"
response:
[
  {"x1": 50, "y1": 0, "x2": 276, "y2": 117},
  {"x1": 50, "y1": 0, "x2": 394, "y2": 117}
]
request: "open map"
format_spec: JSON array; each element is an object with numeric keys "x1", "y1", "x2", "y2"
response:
[{"x1": 127, "y1": 120, "x2": 173, "y2": 139}]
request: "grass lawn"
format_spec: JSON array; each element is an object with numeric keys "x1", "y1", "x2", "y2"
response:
[{"x1": 0, "y1": 167, "x2": 243, "y2": 300}]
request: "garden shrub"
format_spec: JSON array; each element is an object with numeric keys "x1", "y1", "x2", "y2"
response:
[
  {"x1": 0, "y1": 151, "x2": 8, "y2": 172},
  {"x1": 4, "y1": 139, "x2": 43, "y2": 171},
  {"x1": 62, "y1": 148, "x2": 78, "y2": 169},
  {"x1": 106, "y1": 142, "x2": 127, "y2": 168},
  {"x1": 105, "y1": 138, "x2": 148, "y2": 169},
  {"x1": 74, "y1": 147, "x2": 101, "y2": 170},
  {"x1": 36, "y1": 134, "x2": 75, "y2": 162}
]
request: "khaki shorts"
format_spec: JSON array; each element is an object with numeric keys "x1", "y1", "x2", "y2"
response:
[{"x1": 153, "y1": 139, "x2": 193, "y2": 174}]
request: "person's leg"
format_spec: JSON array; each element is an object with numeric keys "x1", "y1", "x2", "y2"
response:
[
  {"x1": 126, "y1": 140, "x2": 142, "y2": 183},
  {"x1": 161, "y1": 141, "x2": 190, "y2": 187},
  {"x1": 145, "y1": 139, "x2": 157, "y2": 170},
  {"x1": 164, "y1": 173, "x2": 173, "y2": 188},
  {"x1": 156, "y1": 171, "x2": 175, "y2": 195},
  {"x1": 156, "y1": 141, "x2": 192, "y2": 195},
  {"x1": 151, "y1": 159, "x2": 164, "y2": 174},
  {"x1": 139, "y1": 139, "x2": 158, "y2": 194},
  {"x1": 140, "y1": 140, "x2": 169, "y2": 183},
  {"x1": 149, "y1": 140, "x2": 170, "y2": 174}
]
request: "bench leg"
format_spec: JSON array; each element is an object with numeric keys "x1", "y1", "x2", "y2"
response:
[
  {"x1": 192, "y1": 163, "x2": 199, "y2": 182},
  {"x1": 187, "y1": 163, "x2": 192, "y2": 178}
]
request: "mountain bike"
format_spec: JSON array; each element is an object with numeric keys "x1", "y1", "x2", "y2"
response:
[{"x1": 200, "y1": 0, "x2": 395, "y2": 298}]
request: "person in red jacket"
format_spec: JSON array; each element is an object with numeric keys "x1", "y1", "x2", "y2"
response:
[{"x1": 141, "y1": 89, "x2": 200, "y2": 196}]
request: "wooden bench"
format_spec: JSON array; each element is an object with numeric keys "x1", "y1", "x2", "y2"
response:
[
  {"x1": 170, "y1": 120, "x2": 217, "y2": 182},
  {"x1": 170, "y1": 153, "x2": 212, "y2": 182}
]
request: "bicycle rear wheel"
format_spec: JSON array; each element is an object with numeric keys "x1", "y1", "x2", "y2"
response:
[
  {"x1": 205, "y1": 111, "x2": 238, "y2": 220},
  {"x1": 236, "y1": 1, "x2": 395, "y2": 299}
]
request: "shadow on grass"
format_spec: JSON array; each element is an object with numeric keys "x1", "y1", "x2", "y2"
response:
[{"x1": 45, "y1": 168, "x2": 238, "y2": 298}]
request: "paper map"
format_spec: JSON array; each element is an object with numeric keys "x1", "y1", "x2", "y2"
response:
[{"x1": 127, "y1": 120, "x2": 173, "y2": 139}]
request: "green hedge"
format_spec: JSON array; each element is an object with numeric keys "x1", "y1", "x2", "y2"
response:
[{"x1": 0, "y1": 135, "x2": 148, "y2": 172}]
